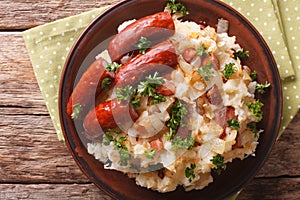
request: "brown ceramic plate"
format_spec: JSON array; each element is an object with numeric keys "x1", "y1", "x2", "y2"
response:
[{"x1": 59, "y1": 0, "x2": 282, "y2": 199}]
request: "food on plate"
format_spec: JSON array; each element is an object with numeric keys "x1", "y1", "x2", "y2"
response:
[
  {"x1": 108, "y1": 11, "x2": 175, "y2": 62},
  {"x1": 68, "y1": 0, "x2": 270, "y2": 193},
  {"x1": 115, "y1": 40, "x2": 178, "y2": 87},
  {"x1": 67, "y1": 57, "x2": 114, "y2": 119}
]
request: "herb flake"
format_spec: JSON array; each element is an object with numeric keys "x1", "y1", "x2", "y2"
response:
[
  {"x1": 198, "y1": 61, "x2": 215, "y2": 81},
  {"x1": 71, "y1": 103, "x2": 82, "y2": 119},
  {"x1": 211, "y1": 154, "x2": 226, "y2": 175},
  {"x1": 101, "y1": 77, "x2": 112, "y2": 91},
  {"x1": 196, "y1": 44, "x2": 208, "y2": 56},
  {"x1": 256, "y1": 81, "x2": 271, "y2": 94},
  {"x1": 116, "y1": 85, "x2": 135, "y2": 102},
  {"x1": 247, "y1": 100, "x2": 264, "y2": 122},
  {"x1": 105, "y1": 62, "x2": 122, "y2": 72},
  {"x1": 144, "y1": 149, "x2": 156, "y2": 159},
  {"x1": 227, "y1": 119, "x2": 240, "y2": 130},
  {"x1": 166, "y1": 0, "x2": 189, "y2": 15},
  {"x1": 171, "y1": 132, "x2": 195, "y2": 150},
  {"x1": 135, "y1": 37, "x2": 151, "y2": 54},
  {"x1": 233, "y1": 49, "x2": 249, "y2": 59},
  {"x1": 221, "y1": 63, "x2": 236, "y2": 80},
  {"x1": 166, "y1": 100, "x2": 188, "y2": 140},
  {"x1": 250, "y1": 70, "x2": 257, "y2": 81},
  {"x1": 185, "y1": 163, "x2": 196, "y2": 182},
  {"x1": 247, "y1": 121, "x2": 259, "y2": 138},
  {"x1": 138, "y1": 72, "x2": 166, "y2": 105}
]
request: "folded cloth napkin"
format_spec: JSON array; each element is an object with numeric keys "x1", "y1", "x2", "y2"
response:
[{"x1": 23, "y1": 1, "x2": 300, "y2": 142}]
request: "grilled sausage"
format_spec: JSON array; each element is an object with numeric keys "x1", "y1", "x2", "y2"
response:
[
  {"x1": 67, "y1": 58, "x2": 113, "y2": 119},
  {"x1": 115, "y1": 41, "x2": 178, "y2": 87},
  {"x1": 108, "y1": 12, "x2": 175, "y2": 62},
  {"x1": 83, "y1": 99, "x2": 139, "y2": 139}
]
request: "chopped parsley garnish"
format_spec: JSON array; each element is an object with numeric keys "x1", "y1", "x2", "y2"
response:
[
  {"x1": 185, "y1": 163, "x2": 196, "y2": 182},
  {"x1": 103, "y1": 132, "x2": 127, "y2": 150},
  {"x1": 116, "y1": 85, "x2": 135, "y2": 102},
  {"x1": 166, "y1": 100, "x2": 188, "y2": 140},
  {"x1": 119, "y1": 148, "x2": 131, "y2": 166},
  {"x1": 105, "y1": 62, "x2": 122, "y2": 72},
  {"x1": 196, "y1": 44, "x2": 208, "y2": 56},
  {"x1": 135, "y1": 37, "x2": 152, "y2": 54},
  {"x1": 116, "y1": 72, "x2": 167, "y2": 107},
  {"x1": 166, "y1": 0, "x2": 189, "y2": 15},
  {"x1": 198, "y1": 61, "x2": 215, "y2": 81},
  {"x1": 150, "y1": 94, "x2": 166, "y2": 105},
  {"x1": 102, "y1": 132, "x2": 131, "y2": 166},
  {"x1": 256, "y1": 81, "x2": 271, "y2": 94},
  {"x1": 247, "y1": 100, "x2": 264, "y2": 122},
  {"x1": 138, "y1": 72, "x2": 165, "y2": 95},
  {"x1": 247, "y1": 121, "x2": 259, "y2": 138},
  {"x1": 101, "y1": 77, "x2": 112, "y2": 91},
  {"x1": 138, "y1": 72, "x2": 166, "y2": 105},
  {"x1": 113, "y1": 136, "x2": 127, "y2": 150},
  {"x1": 144, "y1": 149, "x2": 156, "y2": 159},
  {"x1": 131, "y1": 98, "x2": 141, "y2": 108},
  {"x1": 103, "y1": 133, "x2": 114, "y2": 146},
  {"x1": 250, "y1": 70, "x2": 257, "y2": 81},
  {"x1": 227, "y1": 119, "x2": 240, "y2": 130},
  {"x1": 171, "y1": 132, "x2": 195, "y2": 150},
  {"x1": 233, "y1": 49, "x2": 249, "y2": 59},
  {"x1": 71, "y1": 103, "x2": 82, "y2": 119},
  {"x1": 221, "y1": 63, "x2": 236, "y2": 80},
  {"x1": 211, "y1": 154, "x2": 227, "y2": 175}
]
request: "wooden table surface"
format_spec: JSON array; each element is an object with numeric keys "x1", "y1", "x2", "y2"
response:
[{"x1": 0, "y1": 1, "x2": 299, "y2": 199}]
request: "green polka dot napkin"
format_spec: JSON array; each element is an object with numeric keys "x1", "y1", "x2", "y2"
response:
[{"x1": 23, "y1": 1, "x2": 299, "y2": 142}]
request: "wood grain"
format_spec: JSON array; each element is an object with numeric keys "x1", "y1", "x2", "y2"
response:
[
  {"x1": 0, "y1": 33, "x2": 47, "y2": 115},
  {"x1": 0, "y1": 1, "x2": 299, "y2": 198},
  {"x1": 0, "y1": 0, "x2": 121, "y2": 30}
]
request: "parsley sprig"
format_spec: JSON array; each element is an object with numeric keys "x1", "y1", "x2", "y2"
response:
[
  {"x1": 233, "y1": 49, "x2": 249, "y2": 59},
  {"x1": 166, "y1": 100, "x2": 188, "y2": 140},
  {"x1": 171, "y1": 132, "x2": 195, "y2": 150},
  {"x1": 221, "y1": 63, "x2": 236, "y2": 80},
  {"x1": 256, "y1": 81, "x2": 270, "y2": 94},
  {"x1": 101, "y1": 77, "x2": 112, "y2": 91},
  {"x1": 116, "y1": 85, "x2": 135, "y2": 102},
  {"x1": 166, "y1": 0, "x2": 189, "y2": 15},
  {"x1": 247, "y1": 100, "x2": 264, "y2": 122},
  {"x1": 250, "y1": 70, "x2": 257, "y2": 81},
  {"x1": 135, "y1": 37, "x2": 151, "y2": 54},
  {"x1": 211, "y1": 154, "x2": 227, "y2": 175},
  {"x1": 196, "y1": 44, "x2": 208, "y2": 57},
  {"x1": 198, "y1": 61, "x2": 215, "y2": 81},
  {"x1": 185, "y1": 163, "x2": 196, "y2": 182},
  {"x1": 227, "y1": 119, "x2": 240, "y2": 130},
  {"x1": 144, "y1": 149, "x2": 156, "y2": 159},
  {"x1": 138, "y1": 72, "x2": 166, "y2": 105},
  {"x1": 247, "y1": 121, "x2": 259, "y2": 138},
  {"x1": 103, "y1": 132, "x2": 131, "y2": 166},
  {"x1": 116, "y1": 72, "x2": 166, "y2": 107},
  {"x1": 105, "y1": 62, "x2": 122, "y2": 72},
  {"x1": 71, "y1": 103, "x2": 82, "y2": 119}
]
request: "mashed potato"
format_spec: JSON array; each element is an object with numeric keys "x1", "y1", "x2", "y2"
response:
[{"x1": 87, "y1": 16, "x2": 261, "y2": 193}]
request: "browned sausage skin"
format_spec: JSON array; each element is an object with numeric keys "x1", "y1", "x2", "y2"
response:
[
  {"x1": 83, "y1": 99, "x2": 139, "y2": 139},
  {"x1": 83, "y1": 41, "x2": 178, "y2": 138},
  {"x1": 67, "y1": 57, "x2": 113, "y2": 119},
  {"x1": 108, "y1": 12, "x2": 175, "y2": 62},
  {"x1": 115, "y1": 41, "x2": 178, "y2": 87}
]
